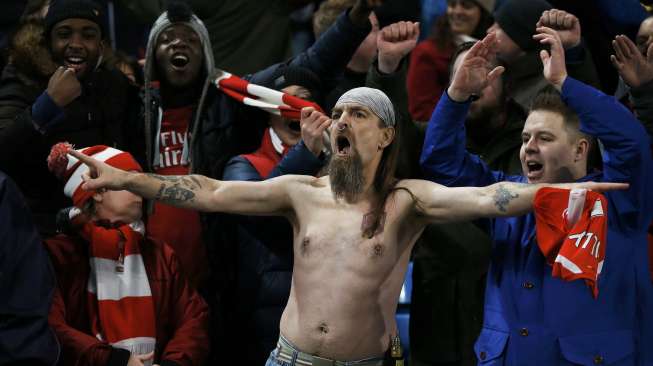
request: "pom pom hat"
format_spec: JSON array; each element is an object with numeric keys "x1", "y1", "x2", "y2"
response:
[{"x1": 47, "y1": 143, "x2": 142, "y2": 208}]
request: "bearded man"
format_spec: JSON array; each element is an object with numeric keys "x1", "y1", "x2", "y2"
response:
[{"x1": 67, "y1": 87, "x2": 623, "y2": 366}]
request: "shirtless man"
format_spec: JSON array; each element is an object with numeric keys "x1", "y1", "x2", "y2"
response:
[{"x1": 68, "y1": 84, "x2": 625, "y2": 365}]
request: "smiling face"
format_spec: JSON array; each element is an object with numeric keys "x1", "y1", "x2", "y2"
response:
[
  {"x1": 50, "y1": 18, "x2": 103, "y2": 79},
  {"x1": 520, "y1": 110, "x2": 587, "y2": 183},
  {"x1": 154, "y1": 24, "x2": 203, "y2": 88},
  {"x1": 447, "y1": 0, "x2": 482, "y2": 36}
]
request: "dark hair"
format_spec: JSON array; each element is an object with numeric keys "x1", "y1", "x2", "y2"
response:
[
  {"x1": 529, "y1": 85, "x2": 581, "y2": 135},
  {"x1": 363, "y1": 119, "x2": 401, "y2": 238},
  {"x1": 429, "y1": 2, "x2": 494, "y2": 51}
]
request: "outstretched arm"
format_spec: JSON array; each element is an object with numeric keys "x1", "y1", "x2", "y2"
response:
[
  {"x1": 401, "y1": 179, "x2": 628, "y2": 224},
  {"x1": 68, "y1": 150, "x2": 296, "y2": 216}
]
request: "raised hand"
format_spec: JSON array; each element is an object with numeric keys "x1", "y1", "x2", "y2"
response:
[
  {"x1": 47, "y1": 66, "x2": 82, "y2": 107},
  {"x1": 610, "y1": 35, "x2": 653, "y2": 88},
  {"x1": 300, "y1": 107, "x2": 331, "y2": 157},
  {"x1": 536, "y1": 9, "x2": 581, "y2": 50},
  {"x1": 377, "y1": 21, "x2": 420, "y2": 74},
  {"x1": 533, "y1": 26, "x2": 567, "y2": 90},
  {"x1": 447, "y1": 32, "x2": 505, "y2": 102},
  {"x1": 67, "y1": 149, "x2": 130, "y2": 192}
]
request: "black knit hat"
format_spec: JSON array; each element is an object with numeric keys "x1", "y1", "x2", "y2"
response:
[
  {"x1": 45, "y1": 0, "x2": 106, "y2": 38},
  {"x1": 271, "y1": 66, "x2": 324, "y2": 107},
  {"x1": 495, "y1": 0, "x2": 552, "y2": 52}
]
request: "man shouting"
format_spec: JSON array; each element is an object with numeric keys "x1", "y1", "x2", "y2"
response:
[{"x1": 67, "y1": 87, "x2": 624, "y2": 366}]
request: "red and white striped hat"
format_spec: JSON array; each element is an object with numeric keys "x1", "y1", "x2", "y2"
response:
[{"x1": 47, "y1": 143, "x2": 142, "y2": 208}]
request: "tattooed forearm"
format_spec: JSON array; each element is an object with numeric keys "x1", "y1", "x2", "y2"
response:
[
  {"x1": 147, "y1": 174, "x2": 180, "y2": 182},
  {"x1": 149, "y1": 174, "x2": 199, "y2": 205},
  {"x1": 157, "y1": 185, "x2": 196, "y2": 204},
  {"x1": 493, "y1": 185, "x2": 519, "y2": 212},
  {"x1": 147, "y1": 174, "x2": 202, "y2": 188}
]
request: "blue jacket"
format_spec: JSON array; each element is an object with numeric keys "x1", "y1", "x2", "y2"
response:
[
  {"x1": 0, "y1": 170, "x2": 59, "y2": 365},
  {"x1": 420, "y1": 78, "x2": 653, "y2": 365},
  {"x1": 221, "y1": 141, "x2": 324, "y2": 365}
]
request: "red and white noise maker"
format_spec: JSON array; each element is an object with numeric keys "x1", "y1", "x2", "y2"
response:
[{"x1": 534, "y1": 187, "x2": 608, "y2": 298}]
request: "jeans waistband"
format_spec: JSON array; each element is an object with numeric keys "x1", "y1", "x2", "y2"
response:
[{"x1": 274, "y1": 335, "x2": 387, "y2": 366}]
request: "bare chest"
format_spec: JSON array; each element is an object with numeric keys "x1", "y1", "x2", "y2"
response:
[{"x1": 294, "y1": 208, "x2": 401, "y2": 272}]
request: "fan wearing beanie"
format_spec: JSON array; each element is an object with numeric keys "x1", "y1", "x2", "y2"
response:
[
  {"x1": 487, "y1": 0, "x2": 600, "y2": 112},
  {"x1": 42, "y1": 142, "x2": 209, "y2": 366},
  {"x1": 0, "y1": 0, "x2": 140, "y2": 237}
]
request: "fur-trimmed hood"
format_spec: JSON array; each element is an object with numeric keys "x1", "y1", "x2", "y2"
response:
[{"x1": 8, "y1": 20, "x2": 57, "y2": 83}]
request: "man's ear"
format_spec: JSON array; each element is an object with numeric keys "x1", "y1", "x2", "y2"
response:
[
  {"x1": 379, "y1": 126, "x2": 395, "y2": 149},
  {"x1": 575, "y1": 137, "x2": 589, "y2": 162}
]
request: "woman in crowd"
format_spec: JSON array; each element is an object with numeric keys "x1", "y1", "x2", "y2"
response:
[{"x1": 407, "y1": 0, "x2": 494, "y2": 122}]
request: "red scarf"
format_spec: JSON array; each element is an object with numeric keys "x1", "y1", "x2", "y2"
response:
[
  {"x1": 214, "y1": 70, "x2": 322, "y2": 120},
  {"x1": 242, "y1": 128, "x2": 289, "y2": 178},
  {"x1": 80, "y1": 221, "x2": 156, "y2": 354},
  {"x1": 534, "y1": 188, "x2": 608, "y2": 298}
]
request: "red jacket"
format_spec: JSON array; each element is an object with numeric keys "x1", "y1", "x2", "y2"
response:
[
  {"x1": 407, "y1": 39, "x2": 453, "y2": 122},
  {"x1": 45, "y1": 234, "x2": 209, "y2": 366}
]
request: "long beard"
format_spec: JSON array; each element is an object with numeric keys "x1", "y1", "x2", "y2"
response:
[{"x1": 328, "y1": 152, "x2": 365, "y2": 203}]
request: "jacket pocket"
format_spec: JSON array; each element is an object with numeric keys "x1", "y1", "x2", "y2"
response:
[
  {"x1": 474, "y1": 327, "x2": 509, "y2": 365},
  {"x1": 558, "y1": 330, "x2": 635, "y2": 365}
]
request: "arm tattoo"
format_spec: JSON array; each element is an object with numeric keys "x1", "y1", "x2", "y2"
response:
[
  {"x1": 493, "y1": 185, "x2": 519, "y2": 212},
  {"x1": 147, "y1": 174, "x2": 202, "y2": 188},
  {"x1": 149, "y1": 174, "x2": 198, "y2": 204}
]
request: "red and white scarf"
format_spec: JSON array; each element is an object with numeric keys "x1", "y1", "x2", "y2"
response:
[
  {"x1": 214, "y1": 70, "x2": 323, "y2": 120},
  {"x1": 534, "y1": 187, "x2": 608, "y2": 298},
  {"x1": 81, "y1": 221, "x2": 156, "y2": 356}
]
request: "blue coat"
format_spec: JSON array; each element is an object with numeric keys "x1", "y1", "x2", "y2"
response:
[
  {"x1": 0, "y1": 170, "x2": 59, "y2": 365},
  {"x1": 420, "y1": 78, "x2": 653, "y2": 365}
]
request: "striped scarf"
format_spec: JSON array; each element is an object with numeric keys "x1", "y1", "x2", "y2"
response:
[
  {"x1": 214, "y1": 70, "x2": 323, "y2": 120},
  {"x1": 81, "y1": 221, "x2": 156, "y2": 356}
]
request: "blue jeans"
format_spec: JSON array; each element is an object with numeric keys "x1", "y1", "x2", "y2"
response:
[
  {"x1": 264, "y1": 346, "x2": 388, "y2": 366},
  {"x1": 265, "y1": 348, "x2": 290, "y2": 366}
]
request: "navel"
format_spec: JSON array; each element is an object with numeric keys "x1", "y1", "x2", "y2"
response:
[{"x1": 317, "y1": 322, "x2": 329, "y2": 334}]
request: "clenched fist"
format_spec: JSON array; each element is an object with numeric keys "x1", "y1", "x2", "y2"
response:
[
  {"x1": 300, "y1": 107, "x2": 331, "y2": 157},
  {"x1": 377, "y1": 21, "x2": 420, "y2": 74},
  {"x1": 47, "y1": 66, "x2": 82, "y2": 107}
]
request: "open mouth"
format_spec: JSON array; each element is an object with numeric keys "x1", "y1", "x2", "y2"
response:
[
  {"x1": 171, "y1": 53, "x2": 189, "y2": 69},
  {"x1": 288, "y1": 121, "x2": 300, "y2": 132},
  {"x1": 526, "y1": 160, "x2": 544, "y2": 180},
  {"x1": 336, "y1": 135, "x2": 351, "y2": 155},
  {"x1": 64, "y1": 55, "x2": 87, "y2": 72}
]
